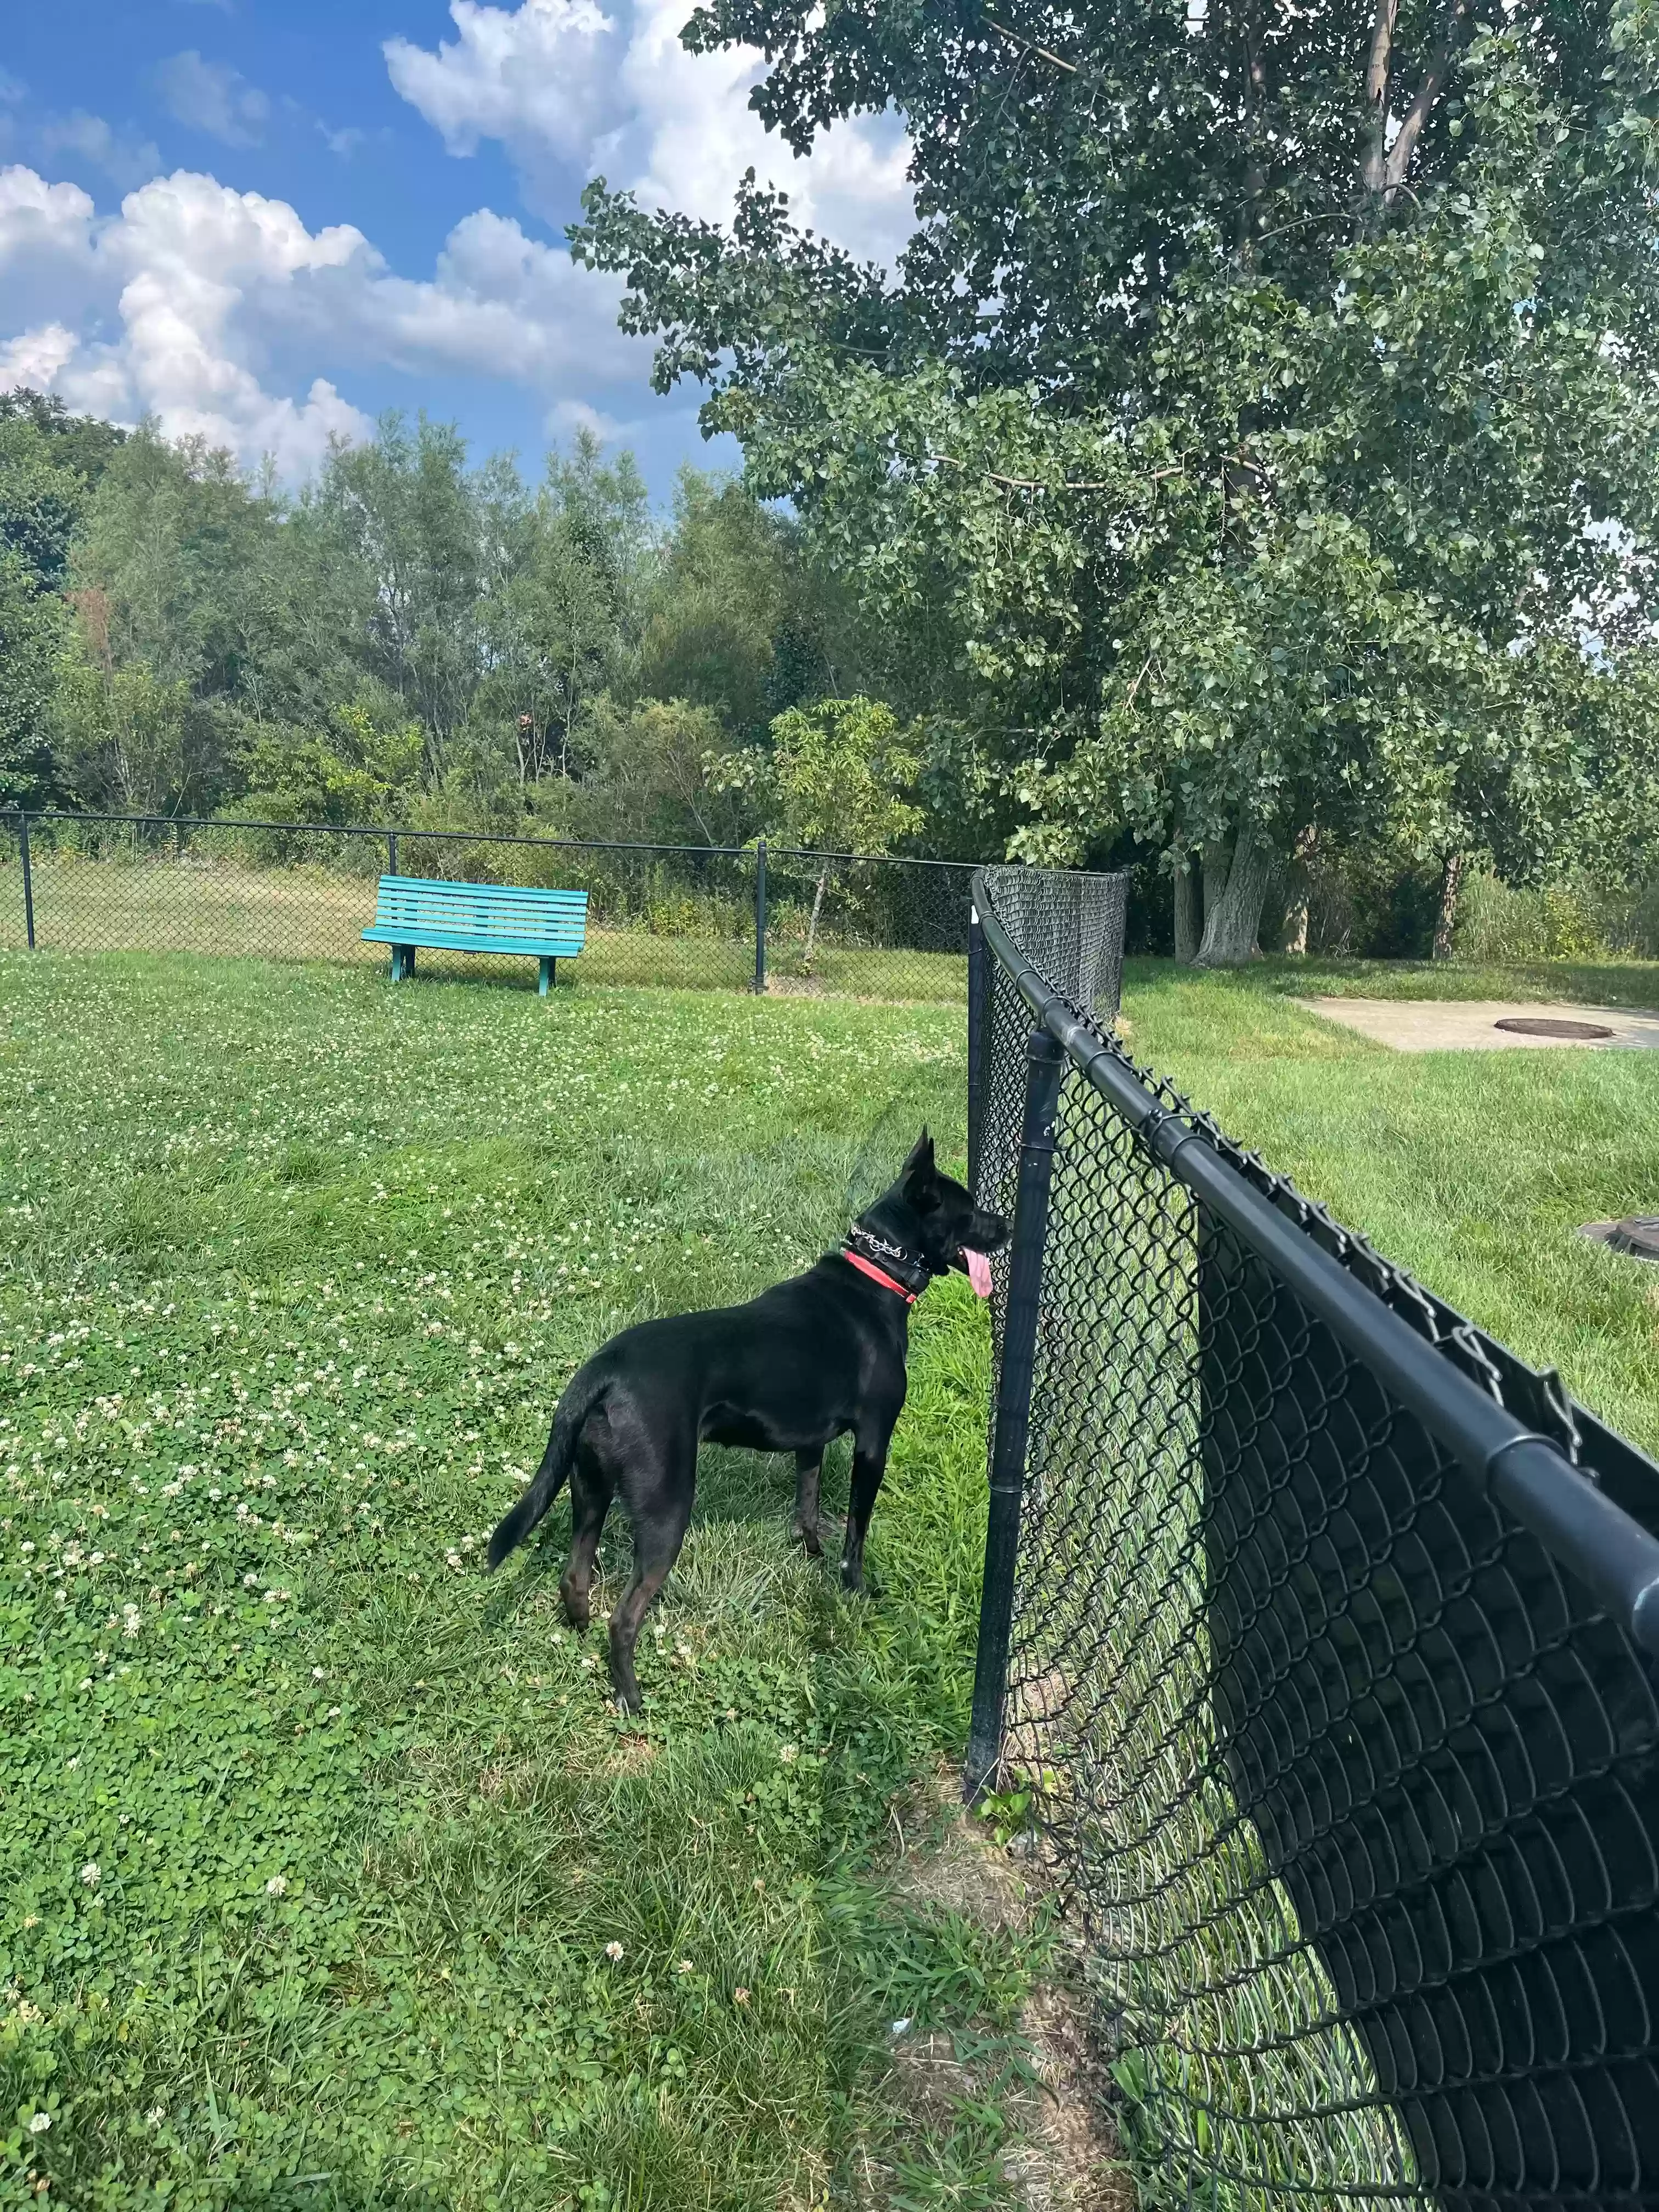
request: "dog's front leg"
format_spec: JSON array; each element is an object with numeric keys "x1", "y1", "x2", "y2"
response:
[
  {"x1": 839, "y1": 1444, "x2": 889, "y2": 1594},
  {"x1": 792, "y1": 1449, "x2": 827, "y2": 1556}
]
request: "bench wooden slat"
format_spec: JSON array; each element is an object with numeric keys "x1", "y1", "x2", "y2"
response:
[
  {"x1": 377, "y1": 876, "x2": 588, "y2": 908},
  {"x1": 362, "y1": 927, "x2": 586, "y2": 956},
  {"x1": 363, "y1": 874, "x2": 588, "y2": 991}
]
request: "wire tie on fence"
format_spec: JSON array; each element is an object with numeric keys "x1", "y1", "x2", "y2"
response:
[
  {"x1": 1137, "y1": 1102, "x2": 1202, "y2": 1172},
  {"x1": 1480, "y1": 1430, "x2": 1550, "y2": 1500}
]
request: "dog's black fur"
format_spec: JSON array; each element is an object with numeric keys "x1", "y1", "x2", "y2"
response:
[{"x1": 487, "y1": 1131, "x2": 1008, "y2": 1709}]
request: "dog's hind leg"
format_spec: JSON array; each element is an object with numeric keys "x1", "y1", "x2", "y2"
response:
[
  {"x1": 792, "y1": 1449, "x2": 826, "y2": 1556},
  {"x1": 608, "y1": 1490, "x2": 692, "y2": 1713},
  {"x1": 559, "y1": 1444, "x2": 613, "y2": 1632},
  {"x1": 606, "y1": 1426, "x2": 695, "y2": 1713}
]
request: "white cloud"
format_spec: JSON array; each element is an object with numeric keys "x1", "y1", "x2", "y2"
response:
[
  {"x1": 40, "y1": 112, "x2": 165, "y2": 193},
  {"x1": 154, "y1": 51, "x2": 270, "y2": 148},
  {"x1": 0, "y1": 166, "x2": 99, "y2": 268},
  {"x1": 0, "y1": 322, "x2": 81, "y2": 391},
  {"x1": 386, "y1": 1, "x2": 614, "y2": 166},
  {"x1": 0, "y1": 162, "x2": 647, "y2": 478},
  {"x1": 385, "y1": 0, "x2": 916, "y2": 269},
  {"x1": 548, "y1": 394, "x2": 634, "y2": 441}
]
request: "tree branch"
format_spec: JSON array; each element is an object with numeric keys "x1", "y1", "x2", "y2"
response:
[
  {"x1": 927, "y1": 454, "x2": 1184, "y2": 492},
  {"x1": 1360, "y1": 0, "x2": 1400, "y2": 194},
  {"x1": 985, "y1": 16, "x2": 1080, "y2": 74},
  {"x1": 1383, "y1": 0, "x2": 1470, "y2": 191}
]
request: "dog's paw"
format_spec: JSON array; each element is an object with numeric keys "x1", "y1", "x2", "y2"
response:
[{"x1": 792, "y1": 1515, "x2": 834, "y2": 1559}]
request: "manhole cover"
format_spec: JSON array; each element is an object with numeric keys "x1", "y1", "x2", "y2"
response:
[
  {"x1": 1494, "y1": 1016, "x2": 1615, "y2": 1040},
  {"x1": 1580, "y1": 1216, "x2": 1659, "y2": 1261}
]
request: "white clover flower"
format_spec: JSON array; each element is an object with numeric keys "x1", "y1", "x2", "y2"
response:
[
  {"x1": 27, "y1": 2112, "x2": 50, "y2": 2135},
  {"x1": 265, "y1": 1875, "x2": 287, "y2": 1897},
  {"x1": 80, "y1": 1861, "x2": 99, "y2": 1886},
  {"x1": 603, "y1": 1941, "x2": 624, "y2": 1962}
]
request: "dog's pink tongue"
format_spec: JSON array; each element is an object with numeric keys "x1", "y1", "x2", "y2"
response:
[{"x1": 966, "y1": 1248, "x2": 993, "y2": 1300}]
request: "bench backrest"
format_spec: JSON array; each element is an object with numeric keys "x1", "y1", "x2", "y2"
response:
[{"x1": 371, "y1": 875, "x2": 588, "y2": 946}]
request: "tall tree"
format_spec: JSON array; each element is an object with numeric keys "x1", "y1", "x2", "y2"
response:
[
  {"x1": 477, "y1": 430, "x2": 653, "y2": 787},
  {"x1": 0, "y1": 403, "x2": 103, "y2": 802},
  {"x1": 318, "y1": 415, "x2": 489, "y2": 781},
  {"x1": 574, "y1": 0, "x2": 1659, "y2": 957}
]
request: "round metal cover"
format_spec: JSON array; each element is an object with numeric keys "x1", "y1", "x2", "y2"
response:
[
  {"x1": 1580, "y1": 1216, "x2": 1659, "y2": 1261},
  {"x1": 1493, "y1": 1015, "x2": 1615, "y2": 1040}
]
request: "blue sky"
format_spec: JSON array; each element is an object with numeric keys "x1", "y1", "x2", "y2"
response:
[{"x1": 0, "y1": 1, "x2": 913, "y2": 501}]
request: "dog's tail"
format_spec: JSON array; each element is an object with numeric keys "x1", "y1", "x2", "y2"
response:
[{"x1": 487, "y1": 1362, "x2": 609, "y2": 1571}]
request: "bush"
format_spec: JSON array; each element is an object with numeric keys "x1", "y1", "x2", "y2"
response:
[{"x1": 1452, "y1": 872, "x2": 1610, "y2": 962}]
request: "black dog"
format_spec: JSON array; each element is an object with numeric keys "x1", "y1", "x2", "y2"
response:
[{"x1": 487, "y1": 1131, "x2": 1008, "y2": 1709}]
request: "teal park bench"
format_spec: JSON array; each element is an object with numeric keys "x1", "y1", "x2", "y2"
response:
[{"x1": 363, "y1": 876, "x2": 588, "y2": 995}]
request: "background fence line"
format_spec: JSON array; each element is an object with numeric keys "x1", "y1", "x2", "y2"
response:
[
  {"x1": 966, "y1": 862, "x2": 1659, "y2": 2211},
  {"x1": 0, "y1": 806, "x2": 1032, "y2": 1006}
]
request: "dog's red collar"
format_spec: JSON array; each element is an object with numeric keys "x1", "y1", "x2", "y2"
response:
[{"x1": 840, "y1": 1248, "x2": 918, "y2": 1304}]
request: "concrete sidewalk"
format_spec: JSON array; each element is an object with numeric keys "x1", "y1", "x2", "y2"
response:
[{"x1": 1294, "y1": 996, "x2": 1659, "y2": 1052}]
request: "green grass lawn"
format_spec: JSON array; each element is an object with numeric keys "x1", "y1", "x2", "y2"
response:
[
  {"x1": 6, "y1": 942, "x2": 1658, "y2": 2212},
  {"x1": 1120, "y1": 955, "x2": 1659, "y2": 1455},
  {"x1": 0, "y1": 857, "x2": 966, "y2": 1007},
  {"x1": 0, "y1": 952, "x2": 1053, "y2": 2212}
]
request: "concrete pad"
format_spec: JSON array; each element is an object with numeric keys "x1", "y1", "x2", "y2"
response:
[{"x1": 1294, "y1": 997, "x2": 1659, "y2": 1053}]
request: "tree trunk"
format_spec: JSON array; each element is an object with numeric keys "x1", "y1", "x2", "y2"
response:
[
  {"x1": 1173, "y1": 852, "x2": 1201, "y2": 963},
  {"x1": 1282, "y1": 826, "x2": 1316, "y2": 956},
  {"x1": 804, "y1": 866, "x2": 829, "y2": 974},
  {"x1": 1433, "y1": 850, "x2": 1464, "y2": 961},
  {"x1": 1197, "y1": 832, "x2": 1276, "y2": 966},
  {"x1": 1283, "y1": 887, "x2": 1310, "y2": 957},
  {"x1": 1202, "y1": 840, "x2": 1233, "y2": 939}
]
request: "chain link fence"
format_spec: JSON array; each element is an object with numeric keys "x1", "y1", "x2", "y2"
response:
[
  {"x1": 965, "y1": 866, "x2": 1659, "y2": 2211},
  {"x1": 0, "y1": 811, "x2": 982, "y2": 1004}
]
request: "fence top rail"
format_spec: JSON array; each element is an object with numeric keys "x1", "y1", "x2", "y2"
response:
[
  {"x1": 2, "y1": 809, "x2": 1032, "y2": 874},
  {"x1": 970, "y1": 865, "x2": 1659, "y2": 1658},
  {"x1": 4, "y1": 810, "x2": 753, "y2": 861}
]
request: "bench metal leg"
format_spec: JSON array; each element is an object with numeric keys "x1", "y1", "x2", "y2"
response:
[
  {"x1": 538, "y1": 956, "x2": 555, "y2": 996},
  {"x1": 391, "y1": 945, "x2": 415, "y2": 981}
]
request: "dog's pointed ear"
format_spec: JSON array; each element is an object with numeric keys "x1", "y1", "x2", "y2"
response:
[{"x1": 902, "y1": 1127, "x2": 936, "y2": 1199}]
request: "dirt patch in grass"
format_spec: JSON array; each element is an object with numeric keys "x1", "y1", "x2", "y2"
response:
[
  {"x1": 1009, "y1": 1982, "x2": 1135, "y2": 2212},
  {"x1": 887, "y1": 1767, "x2": 1131, "y2": 2210}
]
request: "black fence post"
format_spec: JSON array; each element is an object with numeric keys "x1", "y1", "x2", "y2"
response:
[
  {"x1": 963, "y1": 1025, "x2": 1065, "y2": 1802},
  {"x1": 386, "y1": 830, "x2": 398, "y2": 877},
  {"x1": 754, "y1": 836, "x2": 768, "y2": 994},
  {"x1": 19, "y1": 812, "x2": 36, "y2": 951},
  {"x1": 967, "y1": 901, "x2": 988, "y2": 1194}
]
